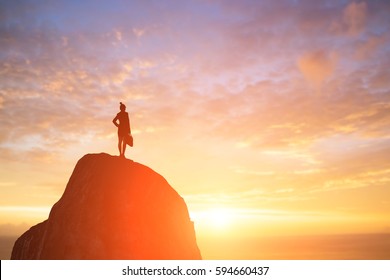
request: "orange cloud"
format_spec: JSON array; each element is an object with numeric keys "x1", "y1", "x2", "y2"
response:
[
  {"x1": 355, "y1": 34, "x2": 388, "y2": 60},
  {"x1": 297, "y1": 50, "x2": 338, "y2": 86},
  {"x1": 330, "y1": 1, "x2": 368, "y2": 37},
  {"x1": 343, "y1": 1, "x2": 367, "y2": 36}
]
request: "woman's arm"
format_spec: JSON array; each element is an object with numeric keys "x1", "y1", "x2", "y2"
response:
[{"x1": 112, "y1": 115, "x2": 119, "y2": 127}]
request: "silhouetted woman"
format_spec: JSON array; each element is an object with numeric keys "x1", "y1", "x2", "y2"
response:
[{"x1": 113, "y1": 102, "x2": 131, "y2": 158}]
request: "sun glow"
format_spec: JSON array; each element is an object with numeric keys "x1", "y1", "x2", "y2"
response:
[
  {"x1": 191, "y1": 207, "x2": 238, "y2": 232},
  {"x1": 208, "y1": 208, "x2": 232, "y2": 228}
]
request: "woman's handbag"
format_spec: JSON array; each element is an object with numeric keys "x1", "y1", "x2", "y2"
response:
[{"x1": 125, "y1": 134, "x2": 133, "y2": 147}]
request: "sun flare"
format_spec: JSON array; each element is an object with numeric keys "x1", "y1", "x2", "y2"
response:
[
  {"x1": 191, "y1": 207, "x2": 236, "y2": 231},
  {"x1": 208, "y1": 208, "x2": 231, "y2": 228}
]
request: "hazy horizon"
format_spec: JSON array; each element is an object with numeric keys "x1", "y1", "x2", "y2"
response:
[{"x1": 2, "y1": 232, "x2": 390, "y2": 260}]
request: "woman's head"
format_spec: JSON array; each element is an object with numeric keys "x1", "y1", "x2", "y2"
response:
[{"x1": 120, "y1": 102, "x2": 126, "y2": 111}]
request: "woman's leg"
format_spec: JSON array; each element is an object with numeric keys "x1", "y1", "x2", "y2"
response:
[
  {"x1": 118, "y1": 136, "x2": 124, "y2": 156},
  {"x1": 122, "y1": 137, "x2": 127, "y2": 156}
]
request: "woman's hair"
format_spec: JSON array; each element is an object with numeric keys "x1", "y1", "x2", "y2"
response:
[{"x1": 120, "y1": 102, "x2": 126, "y2": 111}]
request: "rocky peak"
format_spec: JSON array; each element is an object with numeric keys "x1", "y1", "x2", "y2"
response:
[{"x1": 11, "y1": 153, "x2": 201, "y2": 259}]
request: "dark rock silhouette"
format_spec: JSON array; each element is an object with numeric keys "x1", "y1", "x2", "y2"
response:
[{"x1": 11, "y1": 153, "x2": 201, "y2": 259}]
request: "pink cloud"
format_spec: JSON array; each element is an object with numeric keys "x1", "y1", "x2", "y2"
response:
[
  {"x1": 354, "y1": 34, "x2": 388, "y2": 60},
  {"x1": 1, "y1": 0, "x2": 389, "y2": 176},
  {"x1": 329, "y1": 1, "x2": 368, "y2": 37},
  {"x1": 343, "y1": 1, "x2": 368, "y2": 36},
  {"x1": 297, "y1": 50, "x2": 338, "y2": 86}
]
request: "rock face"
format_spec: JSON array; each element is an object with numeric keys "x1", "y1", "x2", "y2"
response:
[{"x1": 11, "y1": 153, "x2": 201, "y2": 259}]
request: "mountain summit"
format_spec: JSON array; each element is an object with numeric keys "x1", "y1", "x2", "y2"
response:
[{"x1": 11, "y1": 153, "x2": 201, "y2": 259}]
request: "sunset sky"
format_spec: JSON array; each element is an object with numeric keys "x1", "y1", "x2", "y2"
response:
[{"x1": 1, "y1": 0, "x2": 390, "y2": 259}]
